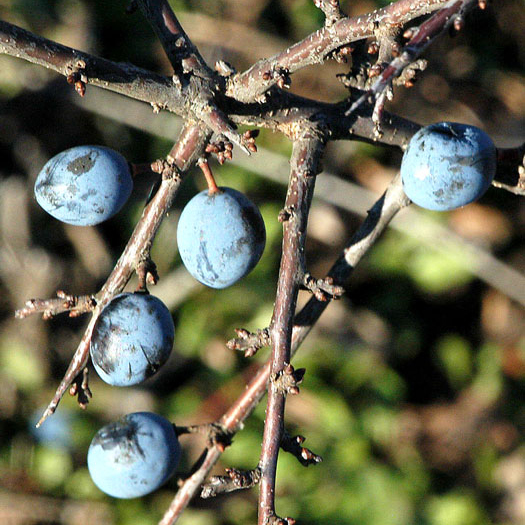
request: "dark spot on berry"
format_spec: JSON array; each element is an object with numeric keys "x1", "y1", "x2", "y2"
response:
[{"x1": 67, "y1": 151, "x2": 98, "y2": 176}]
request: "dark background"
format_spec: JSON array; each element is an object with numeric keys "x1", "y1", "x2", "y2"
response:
[{"x1": 0, "y1": 1, "x2": 525, "y2": 524}]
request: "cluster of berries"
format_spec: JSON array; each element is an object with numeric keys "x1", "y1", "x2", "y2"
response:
[{"x1": 33, "y1": 120, "x2": 496, "y2": 498}]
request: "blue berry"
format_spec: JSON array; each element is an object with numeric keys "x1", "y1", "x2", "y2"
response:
[
  {"x1": 90, "y1": 293, "x2": 174, "y2": 386},
  {"x1": 401, "y1": 122, "x2": 496, "y2": 211},
  {"x1": 177, "y1": 187, "x2": 266, "y2": 289},
  {"x1": 87, "y1": 412, "x2": 180, "y2": 498},
  {"x1": 34, "y1": 145, "x2": 133, "y2": 226}
]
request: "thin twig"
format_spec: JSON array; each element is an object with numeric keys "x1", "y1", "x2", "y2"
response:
[
  {"x1": 0, "y1": 20, "x2": 421, "y2": 147},
  {"x1": 313, "y1": 0, "x2": 345, "y2": 26},
  {"x1": 5, "y1": 2, "x2": 519, "y2": 523},
  {"x1": 0, "y1": 21, "x2": 184, "y2": 111},
  {"x1": 346, "y1": 0, "x2": 478, "y2": 115},
  {"x1": 15, "y1": 292, "x2": 96, "y2": 320},
  {"x1": 201, "y1": 467, "x2": 262, "y2": 498},
  {"x1": 68, "y1": 86, "x2": 525, "y2": 200},
  {"x1": 135, "y1": 0, "x2": 250, "y2": 154},
  {"x1": 259, "y1": 134, "x2": 324, "y2": 525},
  {"x1": 292, "y1": 173, "x2": 411, "y2": 350},
  {"x1": 135, "y1": 0, "x2": 212, "y2": 77},
  {"x1": 226, "y1": 0, "x2": 451, "y2": 102}
]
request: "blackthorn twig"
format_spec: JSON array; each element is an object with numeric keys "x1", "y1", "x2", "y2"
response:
[
  {"x1": 201, "y1": 467, "x2": 262, "y2": 498},
  {"x1": 15, "y1": 292, "x2": 96, "y2": 320},
  {"x1": 258, "y1": 134, "x2": 324, "y2": 525},
  {"x1": 280, "y1": 430, "x2": 323, "y2": 467},
  {"x1": 346, "y1": 0, "x2": 478, "y2": 116},
  {"x1": 134, "y1": 0, "x2": 252, "y2": 155},
  {"x1": 0, "y1": 20, "x2": 421, "y2": 148},
  {"x1": 226, "y1": 0, "x2": 453, "y2": 103},
  {"x1": 5, "y1": 2, "x2": 522, "y2": 524},
  {"x1": 313, "y1": 0, "x2": 345, "y2": 27}
]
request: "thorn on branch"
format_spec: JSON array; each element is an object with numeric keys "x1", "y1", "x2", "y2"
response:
[
  {"x1": 393, "y1": 59, "x2": 427, "y2": 88},
  {"x1": 150, "y1": 158, "x2": 181, "y2": 181},
  {"x1": 227, "y1": 327, "x2": 271, "y2": 357},
  {"x1": 15, "y1": 291, "x2": 97, "y2": 320},
  {"x1": 267, "y1": 514, "x2": 297, "y2": 525},
  {"x1": 201, "y1": 467, "x2": 261, "y2": 498},
  {"x1": 175, "y1": 422, "x2": 233, "y2": 452},
  {"x1": 301, "y1": 273, "x2": 345, "y2": 302},
  {"x1": 66, "y1": 59, "x2": 87, "y2": 97},
  {"x1": 313, "y1": 0, "x2": 344, "y2": 27},
  {"x1": 37, "y1": 322, "x2": 94, "y2": 428},
  {"x1": 271, "y1": 364, "x2": 305, "y2": 395},
  {"x1": 214, "y1": 60, "x2": 236, "y2": 76},
  {"x1": 205, "y1": 138, "x2": 234, "y2": 165},
  {"x1": 68, "y1": 367, "x2": 92, "y2": 410},
  {"x1": 278, "y1": 205, "x2": 295, "y2": 223},
  {"x1": 281, "y1": 430, "x2": 323, "y2": 467},
  {"x1": 262, "y1": 67, "x2": 291, "y2": 90},
  {"x1": 136, "y1": 254, "x2": 159, "y2": 290}
]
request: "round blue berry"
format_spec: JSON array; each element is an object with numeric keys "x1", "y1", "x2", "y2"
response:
[
  {"x1": 177, "y1": 187, "x2": 266, "y2": 289},
  {"x1": 34, "y1": 145, "x2": 133, "y2": 226},
  {"x1": 90, "y1": 293, "x2": 174, "y2": 386},
  {"x1": 400, "y1": 122, "x2": 496, "y2": 211},
  {"x1": 87, "y1": 412, "x2": 181, "y2": 499}
]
